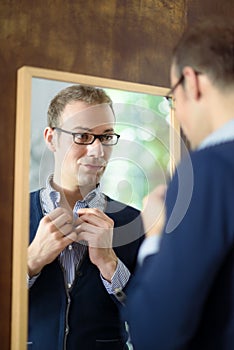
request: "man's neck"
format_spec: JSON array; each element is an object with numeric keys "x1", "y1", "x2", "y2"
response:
[
  {"x1": 198, "y1": 118, "x2": 234, "y2": 150},
  {"x1": 51, "y1": 180, "x2": 96, "y2": 209}
]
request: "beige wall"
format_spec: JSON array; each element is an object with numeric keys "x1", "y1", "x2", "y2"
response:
[{"x1": 0, "y1": 0, "x2": 233, "y2": 347}]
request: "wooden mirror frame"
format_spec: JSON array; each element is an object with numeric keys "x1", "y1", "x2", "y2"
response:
[{"x1": 12, "y1": 66, "x2": 180, "y2": 349}]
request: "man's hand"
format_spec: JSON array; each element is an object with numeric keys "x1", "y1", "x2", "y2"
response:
[
  {"x1": 75, "y1": 208, "x2": 118, "y2": 282},
  {"x1": 142, "y1": 184, "x2": 167, "y2": 237},
  {"x1": 28, "y1": 207, "x2": 78, "y2": 277}
]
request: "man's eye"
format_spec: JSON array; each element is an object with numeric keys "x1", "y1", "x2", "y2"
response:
[
  {"x1": 102, "y1": 134, "x2": 113, "y2": 141},
  {"x1": 76, "y1": 133, "x2": 90, "y2": 141},
  {"x1": 74, "y1": 133, "x2": 92, "y2": 143}
]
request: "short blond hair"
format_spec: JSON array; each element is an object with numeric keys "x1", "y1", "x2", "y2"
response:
[{"x1": 47, "y1": 84, "x2": 113, "y2": 127}]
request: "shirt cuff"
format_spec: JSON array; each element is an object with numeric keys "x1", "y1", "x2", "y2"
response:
[
  {"x1": 100, "y1": 258, "x2": 130, "y2": 294},
  {"x1": 27, "y1": 272, "x2": 41, "y2": 288},
  {"x1": 137, "y1": 235, "x2": 161, "y2": 266}
]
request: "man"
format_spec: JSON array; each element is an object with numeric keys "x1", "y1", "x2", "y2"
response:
[
  {"x1": 124, "y1": 18, "x2": 234, "y2": 349},
  {"x1": 27, "y1": 85, "x2": 144, "y2": 350}
]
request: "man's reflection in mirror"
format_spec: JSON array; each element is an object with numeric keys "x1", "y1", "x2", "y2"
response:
[{"x1": 27, "y1": 85, "x2": 144, "y2": 350}]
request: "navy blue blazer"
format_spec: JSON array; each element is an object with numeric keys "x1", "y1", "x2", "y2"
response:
[
  {"x1": 124, "y1": 141, "x2": 234, "y2": 350},
  {"x1": 28, "y1": 191, "x2": 144, "y2": 350}
]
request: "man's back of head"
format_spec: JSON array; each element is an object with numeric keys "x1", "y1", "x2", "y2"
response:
[{"x1": 172, "y1": 17, "x2": 234, "y2": 90}]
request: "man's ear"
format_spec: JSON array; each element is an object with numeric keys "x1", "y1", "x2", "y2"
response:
[
  {"x1": 44, "y1": 127, "x2": 56, "y2": 152},
  {"x1": 182, "y1": 66, "x2": 201, "y2": 101}
]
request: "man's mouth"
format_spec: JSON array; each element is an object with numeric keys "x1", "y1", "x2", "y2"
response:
[
  {"x1": 77, "y1": 158, "x2": 107, "y2": 170},
  {"x1": 82, "y1": 164, "x2": 104, "y2": 171}
]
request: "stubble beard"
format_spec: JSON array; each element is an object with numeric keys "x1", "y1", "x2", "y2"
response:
[{"x1": 77, "y1": 165, "x2": 105, "y2": 194}]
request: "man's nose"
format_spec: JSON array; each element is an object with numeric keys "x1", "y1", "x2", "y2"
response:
[{"x1": 87, "y1": 138, "x2": 104, "y2": 157}]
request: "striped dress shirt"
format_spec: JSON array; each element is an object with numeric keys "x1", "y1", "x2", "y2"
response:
[{"x1": 29, "y1": 175, "x2": 130, "y2": 294}]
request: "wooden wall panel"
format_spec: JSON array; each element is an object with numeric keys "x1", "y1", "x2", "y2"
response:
[
  {"x1": 187, "y1": 0, "x2": 234, "y2": 23},
  {"x1": 0, "y1": 0, "x2": 233, "y2": 348}
]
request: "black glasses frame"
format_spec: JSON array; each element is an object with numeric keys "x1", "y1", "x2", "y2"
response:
[
  {"x1": 54, "y1": 127, "x2": 120, "y2": 146},
  {"x1": 165, "y1": 70, "x2": 202, "y2": 109},
  {"x1": 165, "y1": 75, "x2": 185, "y2": 109}
]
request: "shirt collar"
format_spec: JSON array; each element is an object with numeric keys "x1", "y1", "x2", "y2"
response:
[
  {"x1": 41, "y1": 175, "x2": 107, "y2": 214},
  {"x1": 198, "y1": 119, "x2": 234, "y2": 150}
]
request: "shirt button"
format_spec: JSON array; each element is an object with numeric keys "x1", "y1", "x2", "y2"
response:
[
  {"x1": 67, "y1": 283, "x2": 71, "y2": 289},
  {"x1": 68, "y1": 245, "x2": 72, "y2": 250}
]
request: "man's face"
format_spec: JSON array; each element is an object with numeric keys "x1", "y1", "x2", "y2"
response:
[
  {"x1": 170, "y1": 64, "x2": 188, "y2": 134},
  {"x1": 170, "y1": 64, "x2": 195, "y2": 147},
  {"x1": 52, "y1": 101, "x2": 115, "y2": 191},
  {"x1": 170, "y1": 63, "x2": 208, "y2": 149}
]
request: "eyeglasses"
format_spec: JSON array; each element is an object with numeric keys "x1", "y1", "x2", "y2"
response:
[
  {"x1": 54, "y1": 127, "x2": 120, "y2": 146},
  {"x1": 165, "y1": 75, "x2": 184, "y2": 109}
]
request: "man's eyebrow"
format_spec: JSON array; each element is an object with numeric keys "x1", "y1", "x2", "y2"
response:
[{"x1": 102, "y1": 128, "x2": 115, "y2": 133}]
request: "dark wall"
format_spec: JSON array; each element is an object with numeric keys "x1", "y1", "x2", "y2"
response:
[{"x1": 0, "y1": 0, "x2": 233, "y2": 348}]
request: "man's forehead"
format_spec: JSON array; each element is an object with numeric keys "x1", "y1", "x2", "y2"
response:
[
  {"x1": 170, "y1": 63, "x2": 178, "y2": 84},
  {"x1": 61, "y1": 102, "x2": 115, "y2": 129}
]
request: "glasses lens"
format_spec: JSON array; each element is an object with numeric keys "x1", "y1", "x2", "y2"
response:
[
  {"x1": 74, "y1": 133, "x2": 94, "y2": 144},
  {"x1": 100, "y1": 134, "x2": 118, "y2": 145}
]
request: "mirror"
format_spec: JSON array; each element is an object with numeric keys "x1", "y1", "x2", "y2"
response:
[{"x1": 12, "y1": 66, "x2": 181, "y2": 349}]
